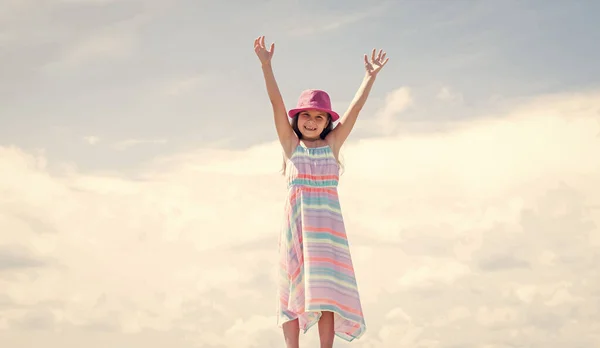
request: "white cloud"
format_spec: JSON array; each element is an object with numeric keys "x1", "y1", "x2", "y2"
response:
[
  {"x1": 163, "y1": 75, "x2": 209, "y2": 96},
  {"x1": 476, "y1": 306, "x2": 521, "y2": 329},
  {"x1": 1, "y1": 0, "x2": 155, "y2": 53},
  {"x1": 112, "y1": 138, "x2": 168, "y2": 150},
  {"x1": 396, "y1": 258, "x2": 471, "y2": 291},
  {"x1": 286, "y1": 3, "x2": 390, "y2": 37},
  {"x1": 1, "y1": 89, "x2": 600, "y2": 347},
  {"x1": 83, "y1": 136, "x2": 100, "y2": 145},
  {"x1": 2, "y1": 0, "x2": 172, "y2": 72},
  {"x1": 436, "y1": 86, "x2": 463, "y2": 103},
  {"x1": 43, "y1": 15, "x2": 145, "y2": 71},
  {"x1": 371, "y1": 86, "x2": 413, "y2": 135}
]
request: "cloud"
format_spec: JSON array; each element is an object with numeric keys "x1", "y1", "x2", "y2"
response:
[
  {"x1": 0, "y1": 89, "x2": 600, "y2": 347},
  {"x1": 0, "y1": 0, "x2": 171, "y2": 73},
  {"x1": 163, "y1": 75, "x2": 210, "y2": 96},
  {"x1": 396, "y1": 258, "x2": 471, "y2": 291},
  {"x1": 436, "y1": 86, "x2": 463, "y2": 103},
  {"x1": 112, "y1": 138, "x2": 168, "y2": 150},
  {"x1": 372, "y1": 86, "x2": 413, "y2": 135},
  {"x1": 0, "y1": 246, "x2": 49, "y2": 271},
  {"x1": 83, "y1": 136, "x2": 100, "y2": 145},
  {"x1": 42, "y1": 12, "x2": 148, "y2": 71},
  {"x1": 286, "y1": 3, "x2": 390, "y2": 37}
]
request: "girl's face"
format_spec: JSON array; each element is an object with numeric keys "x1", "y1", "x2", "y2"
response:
[{"x1": 297, "y1": 110, "x2": 330, "y2": 139}]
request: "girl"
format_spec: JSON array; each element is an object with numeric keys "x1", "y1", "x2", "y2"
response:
[{"x1": 253, "y1": 35, "x2": 389, "y2": 348}]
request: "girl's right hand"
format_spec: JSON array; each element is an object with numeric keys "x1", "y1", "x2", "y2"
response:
[{"x1": 254, "y1": 36, "x2": 274, "y2": 65}]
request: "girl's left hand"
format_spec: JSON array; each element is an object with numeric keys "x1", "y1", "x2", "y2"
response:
[{"x1": 364, "y1": 49, "x2": 389, "y2": 76}]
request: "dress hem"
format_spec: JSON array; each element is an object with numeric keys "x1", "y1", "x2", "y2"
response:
[{"x1": 277, "y1": 309, "x2": 366, "y2": 342}]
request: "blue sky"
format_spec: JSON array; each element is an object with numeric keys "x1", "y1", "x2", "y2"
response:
[{"x1": 2, "y1": 0, "x2": 599, "y2": 171}]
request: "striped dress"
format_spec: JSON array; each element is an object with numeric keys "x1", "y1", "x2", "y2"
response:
[{"x1": 277, "y1": 141, "x2": 366, "y2": 341}]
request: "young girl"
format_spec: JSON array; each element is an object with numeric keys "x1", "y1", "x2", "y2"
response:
[{"x1": 253, "y1": 35, "x2": 389, "y2": 348}]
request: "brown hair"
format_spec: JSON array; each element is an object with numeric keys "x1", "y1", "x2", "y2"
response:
[{"x1": 281, "y1": 113, "x2": 342, "y2": 174}]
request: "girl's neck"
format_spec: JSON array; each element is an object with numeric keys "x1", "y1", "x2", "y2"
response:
[{"x1": 300, "y1": 138, "x2": 326, "y2": 148}]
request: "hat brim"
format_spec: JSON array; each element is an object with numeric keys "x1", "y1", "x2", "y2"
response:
[{"x1": 288, "y1": 108, "x2": 340, "y2": 122}]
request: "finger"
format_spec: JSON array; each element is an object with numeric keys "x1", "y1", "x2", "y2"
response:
[
  {"x1": 381, "y1": 57, "x2": 390, "y2": 67},
  {"x1": 270, "y1": 42, "x2": 275, "y2": 55},
  {"x1": 261, "y1": 36, "x2": 266, "y2": 49},
  {"x1": 381, "y1": 52, "x2": 387, "y2": 61},
  {"x1": 376, "y1": 49, "x2": 382, "y2": 61},
  {"x1": 371, "y1": 48, "x2": 376, "y2": 62},
  {"x1": 364, "y1": 54, "x2": 373, "y2": 70}
]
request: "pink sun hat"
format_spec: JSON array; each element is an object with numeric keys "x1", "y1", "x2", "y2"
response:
[{"x1": 288, "y1": 89, "x2": 340, "y2": 122}]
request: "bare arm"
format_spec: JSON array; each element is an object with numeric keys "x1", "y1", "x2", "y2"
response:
[
  {"x1": 261, "y1": 62, "x2": 296, "y2": 152},
  {"x1": 254, "y1": 36, "x2": 296, "y2": 154},
  {"x1": 329, "y1": 72, "x2": 377, "y2": 148},
  {"x1": 328, "y1": 49, "x2": 389, "y2": 150}
]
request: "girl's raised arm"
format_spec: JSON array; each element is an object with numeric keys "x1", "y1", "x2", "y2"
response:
[
  {"x1": 327, "y1": 48, "x2": 389, "y2": 149},
  {"x1": 254, "y1": 36, "x2": 296, "y2": 154}
]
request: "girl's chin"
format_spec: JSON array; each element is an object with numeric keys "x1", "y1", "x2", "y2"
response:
[{"x1": 300, "y1": 130, "x2": 319, "y2": 137}]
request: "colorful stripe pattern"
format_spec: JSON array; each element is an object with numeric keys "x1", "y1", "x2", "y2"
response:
[{"x1": 277, "y1": 143, "x2": 366, "y2": 341}]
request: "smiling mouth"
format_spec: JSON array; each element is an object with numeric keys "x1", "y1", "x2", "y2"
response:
[{"x1": 304, "y1": 125, "x2": 317, "y2": 131}]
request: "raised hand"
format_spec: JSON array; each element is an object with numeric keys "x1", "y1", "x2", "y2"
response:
[
  {"x1": 364, "y1": 48, "x2": 389, "y2": 76},
  {"x1": 254, "y1": 36, "x2": 275, "y2": 66}
]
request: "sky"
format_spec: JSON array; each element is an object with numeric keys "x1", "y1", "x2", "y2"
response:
[{"x1": 1, "y1": 0, "x2": 600, "y2": 347}]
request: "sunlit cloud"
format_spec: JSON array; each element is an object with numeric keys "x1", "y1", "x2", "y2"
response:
[{"x1": 1, "y1": 89, "x2": 599, "y2": 347}]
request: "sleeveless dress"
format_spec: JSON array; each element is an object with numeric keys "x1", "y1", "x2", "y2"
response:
[{"x1": 277, "y1": 141, "x2": 366, "y2": 341}]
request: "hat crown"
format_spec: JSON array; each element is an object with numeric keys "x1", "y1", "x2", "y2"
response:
[
  {"x1": 296, "y1": 89, "x2": 331, "y2": 109},
  {"x1": 287, "y1": 89, "x2": 340, "y2": 121}
]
